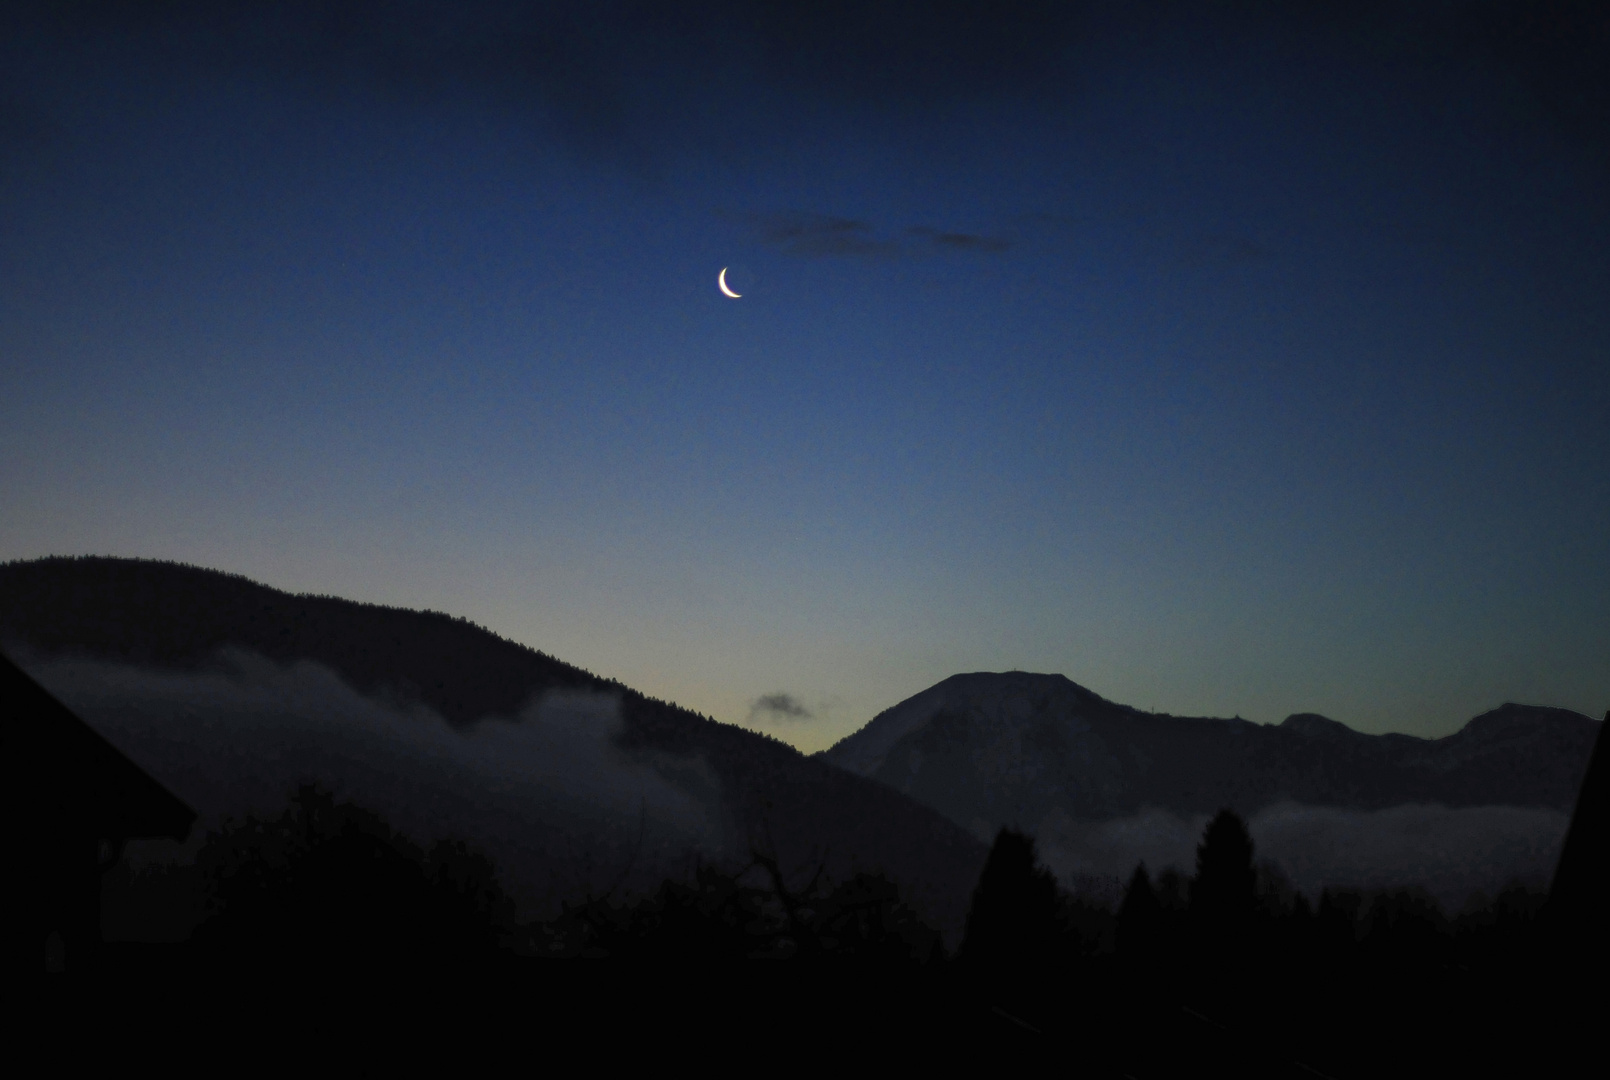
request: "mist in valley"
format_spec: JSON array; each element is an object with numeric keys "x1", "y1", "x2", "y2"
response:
[
  {"x1": 18, "y1": 648, "x2": 728, "y2": 926},
  {"x1": 1036, "y1": 801, "x2": 1567, "y2": 913},
  {"x1": 17, "y1": 645, "x2": 1571, "y2": 932}
]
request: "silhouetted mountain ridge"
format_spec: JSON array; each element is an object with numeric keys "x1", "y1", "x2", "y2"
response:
[
  {"x1": 820, "y1": 671, "x2": 1598, "y2": 838},
  {"x1": 1, "y1": 556, "x2": 614, "y2": 727}
]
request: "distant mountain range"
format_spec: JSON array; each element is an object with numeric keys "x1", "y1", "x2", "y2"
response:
[
  {"x1": 820, "y1": 671, "x2": 1599, "y2": 841},
  {"x1": 0, "y1": 557, "x2": 987, "y2": 941}
]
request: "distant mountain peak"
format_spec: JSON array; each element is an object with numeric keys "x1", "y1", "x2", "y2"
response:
[
  {"x1": 1278, "y1": 713, "x2": 1361, "y2": 740},
  {"x1": 821, "y1": 672, "x2": 1600, "y2": 834},
  {"x1": 1467, "y1": 702, "x2": 1587, "y2": 731},
  {"x1": 820, "y1": 670, "x2": 1116, "y2": 777}
]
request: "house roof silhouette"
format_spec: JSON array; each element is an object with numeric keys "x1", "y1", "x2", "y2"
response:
[
  {"x1": 1552, "y1": 710, "x2": 1608, "y2": 933},
  {"x1": 1, "y1": 650, "x2": 195, "y2": 842}
]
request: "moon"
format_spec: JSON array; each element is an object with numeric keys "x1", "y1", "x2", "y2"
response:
[{"x1": 718, "y1": 267, "x2": 741, "y2": 299}]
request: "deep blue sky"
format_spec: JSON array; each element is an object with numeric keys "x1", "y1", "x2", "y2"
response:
[{"x1": 3, "y1": 2, "x2": 1607, "y2": 749}]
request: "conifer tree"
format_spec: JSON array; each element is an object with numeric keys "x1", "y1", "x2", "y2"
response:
[
  {"x1": 1191, "y1": 808, "x2": 1256, "y2": 922},
  {"x1": 1117, "y1": 862, "x2": 1161, "y2": 964},
  {"x1": 958, "y1": 828, "x2": 1061, "y2": 973},
  {"x1": 1189, "y1": 808, "x2": 1258, "y2": 987}
]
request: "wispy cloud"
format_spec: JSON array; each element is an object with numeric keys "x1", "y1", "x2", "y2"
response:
[
  {"x1": 743, "y1": 211, "x2": 1011, "y2": 258},
  {"x1": 746, "y1": 212, "x2": 901, "y2": 257},
  {"x1": 749, "y1": 692, "x2": 813, "y2": 721},
  {"x1": 906, "y1": 226, "x2": 1012, "y2": 253}
]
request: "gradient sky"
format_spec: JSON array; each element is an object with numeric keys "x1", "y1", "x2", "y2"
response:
[{"x1": 3, "y1": 2, "x2": 1607, "y2": 751}]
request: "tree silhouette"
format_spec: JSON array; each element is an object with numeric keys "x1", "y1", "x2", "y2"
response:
[
  {"x1": 1185, "y1": 808, "x2": 1259, "y2": 997},
  {"x1": 1190, "y1": 808, "x2": 1256, "y2": 921},
  {"x1": 544, "y1": 858, "x2": 944, "y2": 963},
  {"x1": 551, "y1": 861, "x2": 757, "y2": 960},
  {"x1": 1117, "y1": 862, "x2": 1161, "y2": 966},
  {"x1": 1313, "y1": 888, "x2": 1362, "y2": 965},
  {"x1": 958, "y1": 828, "x2": 1060, "y2": 973},
  {"x1": 810, "y1": 871, "x2": 944, "y2": 962},
  {"x1": 195, "y1": 783, "x2": 511, "y2": 975},
  {"x1": 1362, "y1": 888, "x2": 1447, "y2": 970}
]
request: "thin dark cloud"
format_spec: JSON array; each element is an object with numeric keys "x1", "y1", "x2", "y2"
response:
[
  {"x1": 750, "y1": 692, "x2": 812, "y2": 722},
  {"x1": 906, "y1": 226, "x2": 1013, "y2": 254},
  {"x1": 20, "y1": 1, "x2": 1084, "y2": 104},
  {"x1": 0, "y1": 1, "x2": 1088, "y2": 162},
  {"x1": 4, "y1": 1, "x2": 1608, "y2": 166},
  {"x1": 749, "y1": 213, "x2": 901, "y2": 258},
  {"x1": 746, "y1": 212, "x2": 1011, "y2": 258}
]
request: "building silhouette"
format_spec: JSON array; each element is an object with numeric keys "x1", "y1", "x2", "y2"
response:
[
  {"x1": 1551, "y1": 709, "x2": 1609, "y2": 960},
  {"x1": 1, "y1": 650, "x2": 195, "y2": 975}
]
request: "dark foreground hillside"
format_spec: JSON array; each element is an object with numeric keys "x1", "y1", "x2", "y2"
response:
[{"x1": 0, "y1": 556, "x2": 988, "y2": 941}]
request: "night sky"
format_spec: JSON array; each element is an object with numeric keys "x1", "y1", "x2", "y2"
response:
[{"x1": 3, "y1": 3, "x2": 1607, "y2": 751}]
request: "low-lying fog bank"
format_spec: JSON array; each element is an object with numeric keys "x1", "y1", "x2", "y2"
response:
[
  {"x1": 1037, "y1": 801, "x2": 1567, "y2": 912},
  {"x1": 18, "y1": 647, "x2": 1574, "y2": 932},
  {"x1": 22, "y1": 649, "x2": 728, "y2": 926}
]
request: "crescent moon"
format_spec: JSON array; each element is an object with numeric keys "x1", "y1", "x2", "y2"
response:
[{"x1": 718, "y1": 267, "x2": 741, "y2": 299}]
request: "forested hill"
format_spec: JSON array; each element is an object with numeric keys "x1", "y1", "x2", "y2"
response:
[
  {"x1": 0, "y1": 556, "x2": 989, "y2": 941},
  {"x1": 0, "y1": 555, "x2": 612, "y2": 727}
]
